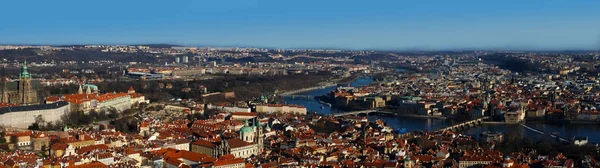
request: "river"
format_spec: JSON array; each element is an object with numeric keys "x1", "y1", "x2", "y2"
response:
[{"x1": 284, "y1": 76, "x2": 600, "y2": 143}]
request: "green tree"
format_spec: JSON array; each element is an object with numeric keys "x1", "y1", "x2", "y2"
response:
[
  {"x1": 98, "y1": 124, "x2": 106, "y2": 131},
  {"x1": 28, "y1": 115, "x2": 46, "y2": 130}
]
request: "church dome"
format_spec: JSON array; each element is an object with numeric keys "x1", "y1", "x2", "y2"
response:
[
  {"x1": 240, "y1": 120, "x2": 254, "y2": 134},
  {"x1": 83, "y1": 84, "x2": 99, "y2": 91}
]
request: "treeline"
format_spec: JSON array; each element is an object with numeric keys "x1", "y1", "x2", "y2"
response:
[
  {"x1": 480, "y1": 54, "x2": 545, "y2": 73},
  {"x1": 46, "y1": 73, "x2": 333, "y2": 102},
  {"x1": 28, "y1": 106, "x2": 142, "y2": 132},
  {"x1": 0, "y1": 48, "x2": 167, "y2": 63}
]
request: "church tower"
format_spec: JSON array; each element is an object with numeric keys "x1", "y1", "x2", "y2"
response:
[
  {"x1": 255, "y1": 117, "x2": 264, "y2": 153},
  {"x1": 78, "y1": 84, "x2": 83, "y2": 94},
  {"x1": 19, "y1": 60, "x2": 36, "y2": 105},
  {"x1": 1, "y1": 65, "x2": 7, "y2": 103},
  {"x1": 403, "y1": 154, "x2": 413, "y2": 168},
  {"x1": 85, "y1": 85, "x2": 92, "y2": 95}
]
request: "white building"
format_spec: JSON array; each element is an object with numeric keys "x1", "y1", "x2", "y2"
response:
[
  {"x1": 574, "y1": 136, "x2": 589, "y2": 146},
  {"x1": 255, "y1": 104, "x2": 307, "y2": 115}
]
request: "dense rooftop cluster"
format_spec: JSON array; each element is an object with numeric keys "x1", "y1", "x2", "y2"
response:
[{"x1": 1, "y1": 108, "x2": 596, "y2": 167}]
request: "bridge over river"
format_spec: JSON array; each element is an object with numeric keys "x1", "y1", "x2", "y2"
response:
[
  {"x1": 331, "y1": 109, "x2": 392, "y2": 117},
  {"x1": 280, "y1": 95, "x2": 314, "y2": 100},
  {"x1": 436, "y1": 117, "x2": 489, "y2": 132}
]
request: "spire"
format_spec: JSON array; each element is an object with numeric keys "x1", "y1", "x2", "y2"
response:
[
  {"x1": 20, "y1": 59, "x2": 31, "y2": 79},
  {"x1": 86, "y1": 85, "x2": 92, "y2": 95},
  {"x1": 128, "y1": 86, "x2": 135, "y2": 94},
  {"x1": 78, "y1": 84, "x2": 83, "y2": 94},
  {"x1": 1, "y1": 65, "x2": 5, "y2": 102}
]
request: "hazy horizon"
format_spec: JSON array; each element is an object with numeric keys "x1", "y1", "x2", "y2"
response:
[{"x1": 1, "y1": 0, "x2": 599, "y2": 50}]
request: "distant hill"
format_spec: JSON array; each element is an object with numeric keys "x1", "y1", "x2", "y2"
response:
[
  {"x1": 133, "y1": 44, "x2": 183, "y2": 48},
  {"x1": 52, "y1": 45, "x2": 87, "y2": 48},
  {"x1": 47, "y1": 44, "x2": 183, "y2": 48},
  {"x1": 0, "y1": 48, "x2": 168, "y2": 63}
]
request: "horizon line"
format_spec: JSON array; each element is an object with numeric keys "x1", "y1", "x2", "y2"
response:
[{"x1": 0, "y1": 42, "x2": 598, "y2": 52}]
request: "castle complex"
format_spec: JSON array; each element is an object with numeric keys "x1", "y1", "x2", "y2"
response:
[{"x1": 0, "y1": 61, "x2": 39, "y2": 105}]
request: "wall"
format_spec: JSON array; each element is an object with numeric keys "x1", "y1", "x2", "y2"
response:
[{"x1": 0, "y1": 102, "x2": 70, "y2": 128}]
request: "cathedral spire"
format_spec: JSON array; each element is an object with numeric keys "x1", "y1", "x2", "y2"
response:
[
  {"x1": 20, "y1": 59, "x2": 31, "y2": 79},
  {"x1": 1, "y1": 65, "x2": 6, "y2": 103},
  {"x1": 78, "y1": 84, "x2": 83, "y2": 94},
  {"x1": 86, "y1": 85, "x2": 92, "y2": 95}
]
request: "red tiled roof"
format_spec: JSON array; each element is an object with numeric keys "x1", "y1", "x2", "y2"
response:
[
  {"x1": 67, "y1": 162, "x2": 107, "y2": 168},
  {"x1": 214, "y1": 158, "x2": 245, "y2": 166},
  {"x1": 227, "y1": 138, "x2": 254, "y2": 148},
  {"x1": 192, "y1": 139, "x2": 217, "y2": 148}
]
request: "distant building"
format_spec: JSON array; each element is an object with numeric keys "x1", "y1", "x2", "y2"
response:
[
  {"x1": 1, "y1": 61, "x2": 40, "y2": 105},
  {"x1": 191, "y1": 119, "x2": 264, "y2": 158},
  {"x1": 182, "y1": 56, "x2": 189, "y2": 63},
  {"x1": 171, "y1": 68, "x2": 205, "y2": 77},
  {"x1": 573, "y1": 136, "x2": 588, "y2": 146},
  {"x1": 504, "y1": 108, "x2": 525, "y2": 124},
  {"x1": 255, "y1": 104, "x2": 307, "y2": 115},
  {"x1": 46, "y1": 85, "x2": 148, "y2": 113}
]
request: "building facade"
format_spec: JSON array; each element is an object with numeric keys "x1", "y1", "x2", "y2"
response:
[
  {"x1": 255, "y1": 104, "x2": 307, "y2": 114},
  {"x1": 1, "y1": 61, "x2": 39, "y2": 105},
  {"x1": 192, "y1": 118, "x2": 265, "y2": 159}
]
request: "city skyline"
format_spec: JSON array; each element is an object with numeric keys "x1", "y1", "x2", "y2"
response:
[{"x1": 1, "y1": 0, "x2": 600, "y2": 50}]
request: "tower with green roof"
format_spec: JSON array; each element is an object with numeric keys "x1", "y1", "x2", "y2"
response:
[
  {"x1": 403, "y1": 154, "x2": 412, "y2": 168},
  {"x1": 19, "y1": 60, "x2": 36, "y2": 105},
  {"x1": 255, "y1": 117, "x2": 264, "y2": 153},
  {"x1": 20, "y1": 60, "x2": 31, "y2": 79}
]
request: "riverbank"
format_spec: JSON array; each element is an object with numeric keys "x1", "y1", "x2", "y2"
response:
[
  {"x1": 482, "y1": 121, "x2": 506, "y2": 124},
  {"x1": 370, "y1": 111, "x2": 446, "y2": 119},
  {"x1": 284, "y1": 77, "x2": 600, "y2": 143},
  {"x1": 279, "y1": 75, "x2": 362, "y2": 96},
  {"x1": 279, "y1": 83, "x2": 337, "y2": 96},
  {"x1": 525, "y1": 120, "x2": 600, "y2": 125}
]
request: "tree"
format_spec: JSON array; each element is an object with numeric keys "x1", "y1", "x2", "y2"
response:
[
  {"x1": 108, "y1": 108, "x2": 120, "y2": 119},
  {"x1": 28, "y1": 115, "x2": 46, "y2": 130},
  {"x1": 28, "y1": 123, "x2": 40, "y2": 130}
]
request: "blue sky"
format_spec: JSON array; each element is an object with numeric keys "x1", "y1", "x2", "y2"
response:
[{"x1": 1, "y1": 0, "x2": 599, "y2": 50}]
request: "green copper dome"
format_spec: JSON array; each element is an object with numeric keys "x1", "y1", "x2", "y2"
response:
[{"x1": 240, "y1": 120, "x2": 254, "y2": 133}]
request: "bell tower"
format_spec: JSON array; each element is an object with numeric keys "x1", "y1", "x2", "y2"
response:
[
  {"x1": 1, "y1": 65, "x2": 7, "y2": 103},
  {"x1": 255, "y1": 117, "x2": 264, "y2": 153},
  {"x1": 19, "y1": 60, "x2": 36, "y2": 105}
]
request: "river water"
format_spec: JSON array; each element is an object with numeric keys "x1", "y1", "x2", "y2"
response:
[{"x1": 284, "y1": 76, "x2": 600, "y2": 143}]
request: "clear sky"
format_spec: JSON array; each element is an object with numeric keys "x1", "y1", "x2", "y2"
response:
[{"x1": 1, "y1": 0, "x2": 599, "y2": 50}]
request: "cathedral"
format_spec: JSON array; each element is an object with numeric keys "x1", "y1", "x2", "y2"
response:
[{"x1": 1, "y1": 61, "x2": 40, "y2": 105}]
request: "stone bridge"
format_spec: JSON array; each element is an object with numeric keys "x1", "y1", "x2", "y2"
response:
[
  {"x1": 280, "y1": 95, "x2": 314, "y2": 100},
  {"x1": 332, "y1": 109, "x2": 391, "y2": 117},
  {"x1": 436, "y1": 117, "x2": 489, "y2": 132}
]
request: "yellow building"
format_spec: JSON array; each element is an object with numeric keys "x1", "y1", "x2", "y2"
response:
[{"x1": 255, "y1": 104, "x2": 307, "y2": 115}]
